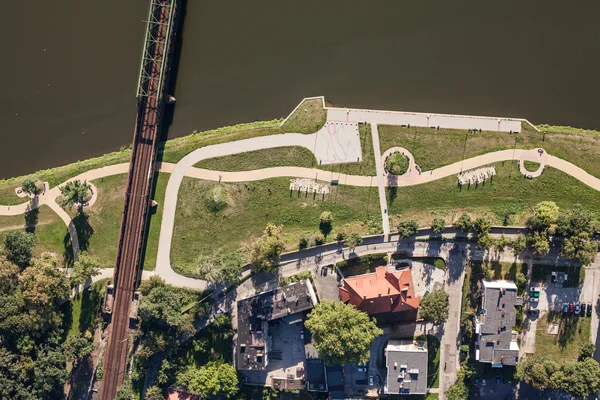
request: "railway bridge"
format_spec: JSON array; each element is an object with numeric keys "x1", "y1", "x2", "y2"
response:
[{"x1": 100, "y1": 0, "x2": 179, "y2": 398}]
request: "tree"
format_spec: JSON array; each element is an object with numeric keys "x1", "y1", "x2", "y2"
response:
[
  {"x1": 115, "y1": 383, "x2": 133, "y2": 400},
  {"x1": 138, "y1": 284, "x2": 194, "y2": 335},
  {"x1": 419, "y1": 289, "x2": 449, "y2": 325},
  {"x1": 515, "y1": 271, "x2": 527, "y2": 294},
  {"x1": 561, "y1": 232, "x2": 598, "y2": 265},
  {"x1": 522, "y1": 356, "x2": 559, "y2": 390},
  {"x1": 512, "y1": 234, "x2": 527, "y2": 255},
  {"x1": 246, "y1": 224, "x2": 286, "y2": 273},
  {"x1": 58, "y1": 180, "x2": 91, "y2": 210},
  {"x1": 551, "y1": 358, "x2": 600, "y2": 398},
  {"x1": 145, "y1": 386, "x2": 163, "y2": 400},
  {"x1": 194, "y1": 251, "x2": 243, "y2": 284},
  {"x1": 62, "y1": 332, "x2": 93, "y2": 366},
  {"x1": 534, "y1": 201, "x2": 560, "y2": 229},
  {"x1": 70, "y1": 251, "x2": 100, "y2": 287},
  {"x1": 139, "y1": 275, "x2": 165, "y2": 296},
  {"x1": 298, "y1": 235, "x2": 309, "y2": 249},
  {"x1": 319, "y1": 211, "x2": 333, "y2": 235},
  {"x1": 473, "y1": 216, "x2": 492, "y2": 235},
  {"x1": 20, "y1": 254, "x2": 70, "y2": 308},
  {"x1": 3, "y1": 230, "x2": 37, "y2": 268},
  {"x1": 556, "y1": 206, "x2": 598, "y2": 237},
  {"x1": 397, "y1": 219, "x2": 419, "y2": 238},
  {"x1": 477, "y1": 233, "x2": 495, "y2": 251},
  {"x1": 579, "y1": 343, "x2": 596, "y2": 361},
  {"x1": 0, "y1": 256, "x2": 20, "y2": 293},
  {"x1": 452, "y1": 213, "x2": 472, "y2": 232},
  {"x1": 431, "y1": 217, "x2": 445, "y2": 233},
  {"x1": 177, "y1": 362, "x2": 238, "y2": 398},
  {"x1": 527, "y1": 231, "x2": 550, "y2": 258},
  {"x1": 305, "y1": 301, "x2": 382, "y2": 365},
  {"x1": 21, "y1": 176, "x2": 41, "y2": 196},
  {"x1": 445, "y1": 379, "x2": 468, "y2": 400},
  {"x1": 494, "y1": 234, "x2": 512, "y2": 254},
  {"x1": 344, "y1": 232, "x2": 363, "y2": 251}
]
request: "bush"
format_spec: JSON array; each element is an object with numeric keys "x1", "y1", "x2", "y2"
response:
[
  {"x1": 397, "y1": 219, "x2": 419, "y2": 238},
  {"x1": 298, "y1": 236, "x2": 309, "y2": 250},
  {"x1": 385, "y1": 152, "x2": 410, "y2": 175},
  {"x1": 431, "y1": 217, "x2": 445, "y2": 233},
  {"x1": 453, "y1": 213, "x2": 472, "y2": 232}
]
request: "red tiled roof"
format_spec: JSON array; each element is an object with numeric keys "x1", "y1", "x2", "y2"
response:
[
  {"x1": 339, "y1": 266, "x2": 420, "y2": 316},
  {"x1": 168, "y1": 388, "x2": 200, "y2": 400}
]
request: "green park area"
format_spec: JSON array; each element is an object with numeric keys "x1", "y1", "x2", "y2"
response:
[
  {"x1": 280, "y1": 97, "x2": 327, "y2": 134},
  {"x1": 169, "y1": 177, "x2": 381, "y2": 274},
  {"x1": 378, "y1": 123, "x2": 600, "y2": 178},
  {"x1": 0, "y1": 205, "x2": 68, "y2": 263},
  {"x1": 387, "y1": 161, "x2": 600, "y2": 227},
  {"x1": 535, "y1": 311, "x2": 591, "y2": 363}
]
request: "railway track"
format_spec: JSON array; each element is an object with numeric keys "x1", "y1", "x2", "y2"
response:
[{"x1": 100, "y1": 1, "x2": 178, "y2": 398}]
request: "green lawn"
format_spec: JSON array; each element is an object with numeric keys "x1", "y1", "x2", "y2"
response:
[
  {"x1": 535, "y1": 311, "x2": 591, "y2": 362},
  {"x1": 63, "y1": 279, "x2": 108, "y2": 338},
  {"x1": 141, "y1": 173, "x2": 169, "y2": 270},
  {"x1": 0, "y1": 205, "x2": 69, "y2": 264},
  {"x1": 281, "y1": 98, "x2": 327, "y2": 134},
  {"x1": 387, "y1": 162, "x2": 600, "y2": 227},
  {"x1": 194, "y1": 124, "x2": 377, "y2": 177},
  {"x1": 419, "y1": 335, "x2": 441, "y2": 388},
  {"x1": 170, "y1": 177, "x2": 381, "y2": 274},
  {"x1": 336, "y1": 253, "x2": 388, "y2": 277},
  {"x1": 378, "y1": 123, "x2": 600, "y2": 178},
  {"x1": 523, "y1": 160, "x2": 541, "y2": 171}
]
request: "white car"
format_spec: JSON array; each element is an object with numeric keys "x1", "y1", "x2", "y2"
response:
[{"x1": 369, "y1": 376, "x2": 374, "y2": 386}]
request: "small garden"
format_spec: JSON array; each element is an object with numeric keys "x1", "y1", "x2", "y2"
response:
[{"x1": 385, "y1": 152, "x2": 409, "y2": 175}]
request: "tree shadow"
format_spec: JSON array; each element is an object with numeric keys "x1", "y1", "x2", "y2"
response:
[
  {"x1": 63, "y1": 230, "x2": 75, "y2": 268},
  {"x1": 24, "y1": 207, "x2": 39, "y2": 234},
  {"x1": 72, "y1": 210, "x2": 94, "y2": 252},
  {"x1": 318, "y1": 221, "x2": 332, "y2": 236},
  {"x1": 61, "y1": 300, "x2": 74, "y2": 339},
  {"x1": 387, "y1": 174, "x2": 398, "y2": 204},
  {"x1": 67, "y1": 355, "x2": 94, "y2": 400}
]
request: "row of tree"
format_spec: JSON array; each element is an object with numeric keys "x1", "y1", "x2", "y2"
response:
[{"x1": 521, "y1": 346, "x2": 600, "y2": 398}]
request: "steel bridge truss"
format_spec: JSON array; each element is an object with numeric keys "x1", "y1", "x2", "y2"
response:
[{"x1": 136, "y1": 0, "x2": 175, "y2": 100}]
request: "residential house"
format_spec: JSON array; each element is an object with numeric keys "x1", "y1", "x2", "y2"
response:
[
  {"x1": 339, "y1": 266, "x2": 420, "y2": 324},
  {"x1": 384, "y1": 339, "x2": 428, "y2": 395},
  {"x1": 475, "y1": 280, "x2": 521, "y2": 367}
]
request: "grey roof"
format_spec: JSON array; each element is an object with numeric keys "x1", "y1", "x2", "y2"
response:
[
  {"x1": 236, "y1": 280, "x2": 317, "y2": 370},
  {"x1": 385, "y1": 340, "x2": 428, "y2": 395},
  {"x1": 306, "y1": 359, "x2": 327, "y2": 392},
  {"x1": 477, "y1": 281, "x2": 520, "y2": 366}
]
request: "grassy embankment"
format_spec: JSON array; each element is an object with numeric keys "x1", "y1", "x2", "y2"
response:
[
  {"x1": 379, "y1": 123, "x2": 600, "y2": 178},
  {"x1": 280, "y1": 97, "x2": 327, "y2": 134},
  {"x1": 387, "y1": 162, "x2": 600, "y2": 227},
  {"x1": 0, "y1": 121, "x2": 283, "y2": 206},
  {"x1": 170, "y1": 177, "x2": 381, "y2": 274}
]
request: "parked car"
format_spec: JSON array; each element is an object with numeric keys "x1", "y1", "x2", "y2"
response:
[
  {"x1": 580, "y1": 303, "x2": 587, "y2": 316},
  {"x1": 569, "y1": 303, "x2": 575, "y2": 313},
  {"x1": 563, "y1": 302, "x2": 569, "y2": 313},
  {"x1": 300, "y1": 330, "x2": 304, "y2": 340},
  {"x1": 530, "y1": 287, "x2": 540, "y2": 302},
  {"x1": 575, "y1": 303, "x2": 580, "y2": 315},
  {"x1": 587, "y1": 303, "x2": 593, "y2": 317},
  {"x1": 369, "y1": 376, "x2": 374, "y2": 386},
  {"x1": 482, "y1": 379, "x2": 487, "y2": 386},
  {"x1": 496, "y1": 374, "x2": 501, "y2": 384},
  {"x1": 376, "y1": 375, "x2": 381, "y2": 385},
  {"x1": 357, "y1": 366, "x2": 366, "y2": 372}
]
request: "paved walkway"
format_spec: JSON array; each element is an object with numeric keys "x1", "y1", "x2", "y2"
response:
[{"x1": 370, "y1": 123, "x2": 390, "y2": 240}]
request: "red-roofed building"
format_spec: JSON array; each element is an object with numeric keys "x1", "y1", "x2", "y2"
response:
[{"x1": 339, "y1": 266, "x2": 420, "y2": 324}]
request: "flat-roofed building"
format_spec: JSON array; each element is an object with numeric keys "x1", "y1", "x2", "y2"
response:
[{"x1": 384, "y1": 339, "x2": 428, "y2": 395}]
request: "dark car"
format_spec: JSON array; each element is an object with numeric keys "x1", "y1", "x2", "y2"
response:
[
  {"x1": 563, "y1": 302, "x2": 569, "y2": 313},
  {"x1": 575, "y1": 303, "x2": 580, "y2": 315},
  {"x1": 569, "y1": 302, "x2": 575, "y2": 313},
  {"x1": 587, "y1": 303, "x2": 593, "y2": 317},
  {"x1": 496, "y1": 374, "x2": 501, "y2": 384},
  {"x1": 580, "y1": 303, "x2": 586, "y2": 316}
]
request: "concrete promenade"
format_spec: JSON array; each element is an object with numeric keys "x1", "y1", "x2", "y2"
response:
[{"x1": 370, "y1": 123, "x2": 390, "y2": 239}]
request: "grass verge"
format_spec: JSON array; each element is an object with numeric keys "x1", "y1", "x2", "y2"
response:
[
  {"x1": 194, "y1": 124, "x2": 376, "y2": 176},
  {"x1": 142, "y1": 173, "x2": 169, "y2": 271},
  {"x1": 170, "y1": 177, "x2": 382, "y2": 274},
  {"x1": 281, "y1": 98, "x2": 327, "y2": 134},
  {"x1": 63, "y1": 279, "x2": 108, "y2": 339},
  {"x1": 387, "y1": 162, "x2": 600, "y2": 227},
  {"x1": 337, "y1": 253, "x2": 388, "y2": 277},
  {"x1": 0, "y1": 205, "x2": 68, "y2": 263},
  {"x1": 535, "y1": 311, "x2": 591, "y2": 362},
  {"x1": 531, "y1": 264, "x2": 584, "y2": 287},
  {"x1": 378, "y1": 123, "x2": 600, "y2": 178}
]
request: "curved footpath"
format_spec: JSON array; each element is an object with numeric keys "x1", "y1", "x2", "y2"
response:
[{"x1": 1, "y1": 133, "x2": 600, "y2": 284}]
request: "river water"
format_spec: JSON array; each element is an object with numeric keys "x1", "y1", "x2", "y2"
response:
[{"x1": 2, "y1": 0, "x2": 599, "y2": 179}]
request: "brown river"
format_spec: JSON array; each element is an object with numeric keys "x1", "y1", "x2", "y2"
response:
[{"x1": 1, "y1": 0, "x2": 599, "y2": 178}]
